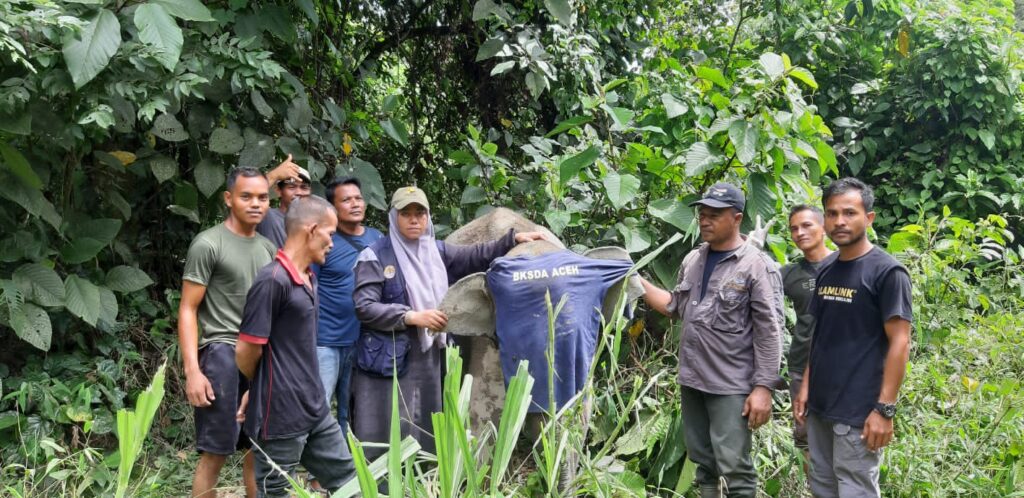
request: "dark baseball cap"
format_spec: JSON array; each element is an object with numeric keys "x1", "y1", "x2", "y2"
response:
[{"x1": 689, "y1": 182, "x2": 745, "y2": 211}]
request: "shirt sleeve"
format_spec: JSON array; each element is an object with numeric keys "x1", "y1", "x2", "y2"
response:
[
  {"x1": 182, "y1": 238, "x2": 216, "y2": 286},
  {"x1": 353, "y1": 249, "x2": 411, "y2": 331},
  {"x1": 749, "y1": 261, "x2": 784, "y2": 389},
  {"x1": 666, "y1": 251, "x2": 698, "y2": 320},
  {"x1": 879, "y1": 266, "x2": 913, "y2": 324},
  {"x1": 238, "y1": 273, "x2": 281, "y2": 345},
  {"x1": 441, "y1": 229, "x2": 517, "y2": 283}
]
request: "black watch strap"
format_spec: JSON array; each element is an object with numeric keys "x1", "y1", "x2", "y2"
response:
[{"x1": 874, "y1": 402, "x2": 897, "y2": 419}]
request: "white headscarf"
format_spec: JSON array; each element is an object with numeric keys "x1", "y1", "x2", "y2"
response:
[{"x1": 388, "y1": 208, "x2": 449, "y2": 352}]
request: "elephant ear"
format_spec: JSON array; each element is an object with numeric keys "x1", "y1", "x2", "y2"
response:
[
  {"x1": 582, "y1": 246, "x2": 647, "y2": 323},
  {"x1": 440, "y1": 272, "x2": 496, "y2": 338}
]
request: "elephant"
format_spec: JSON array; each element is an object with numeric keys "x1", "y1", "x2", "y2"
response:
[{"x1": 440, "y1": 208, "x2": 645, "y2": 435}]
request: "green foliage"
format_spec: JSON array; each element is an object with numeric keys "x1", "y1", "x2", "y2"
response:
[
  {"x1": 2, "y1": 0, "x2": 1023, "y2": 495},
  {"x1": 115, "y1": 361, "x2": 166, "y2": 498}
]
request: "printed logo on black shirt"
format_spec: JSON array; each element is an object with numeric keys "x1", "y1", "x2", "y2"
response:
[{"x1": 817, "y1": 285, "x2": 857, "y2": 303}]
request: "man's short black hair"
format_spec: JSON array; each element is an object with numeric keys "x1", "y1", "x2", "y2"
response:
[
  {"x1": 822, "y1": 177, "x2": 875, "y2": 212},
  {"x1": 325, "y1": 176, "x2": 362, "y2": 205},
  {"x1": 226, "y1": 167, "x2": 265, "y2": 191},
  {"x1": 789, "y1": 204, "x2": 824, "y2": 223}
]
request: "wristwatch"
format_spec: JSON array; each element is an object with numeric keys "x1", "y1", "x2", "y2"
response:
[{"x1": 874, "y1": 402, "x2": 897, "y2": 419}]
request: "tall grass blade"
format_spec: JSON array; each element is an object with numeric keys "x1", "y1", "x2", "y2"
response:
[
  {"x1": 114, "y1": 361, "x2": 167, "y2": 498},
  {"x1": 489, "y1": 361, "x2": 534, "y2": 495},
  {"x1": 388, "y1": 369, "x2": 402, "y2": 497},
  {"x1": 346, "y1": 430, "x2": 380, "y2": 498}
]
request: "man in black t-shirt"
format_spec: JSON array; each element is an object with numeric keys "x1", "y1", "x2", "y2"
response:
[
  {"x1": 793, "y1": 178, "x2": 912, "y2": 498},
  {"x1": 236, "y1": 196, "x2": 355, "y2": 497}
]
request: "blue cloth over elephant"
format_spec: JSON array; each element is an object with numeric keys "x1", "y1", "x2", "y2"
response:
[{"x1": 486, "y1": 250, "x2": 632, "y2": 413}]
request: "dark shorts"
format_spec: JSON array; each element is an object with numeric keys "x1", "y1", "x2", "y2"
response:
[{"x1": 195, "y1": 342, "x2": 251, "y2": 455}]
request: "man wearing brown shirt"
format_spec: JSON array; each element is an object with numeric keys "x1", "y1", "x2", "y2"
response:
[{"x1": 641, "y1": 182, "x2": 783, "y2": 498}]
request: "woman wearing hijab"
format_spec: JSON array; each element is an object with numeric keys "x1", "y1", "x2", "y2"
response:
[{"x1": 350, "y1": 186, "x2": 544, "y2": 457}]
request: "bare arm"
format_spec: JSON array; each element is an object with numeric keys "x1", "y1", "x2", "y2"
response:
[
  {"x1": 862, "y1": 317, "x2": 911, "y2": 451},
  {"x1": 235, "y1": 340, "x2": 263, "y2": 380},
  {"x1": 878, "y1": 317, "x2": 911, "y2": 404},
  {"x1": 177, "y1": 281, "x2": 214, "y2": 407},
  {"x1": 794, "y1": 364, "x2": 810, "y2": 425},
  {"x1": 640, "y1": 277, "x2": 671, "y2": 316}
]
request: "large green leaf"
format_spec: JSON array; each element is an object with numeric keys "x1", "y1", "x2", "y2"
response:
[
  {"x1": 694, "y1": 66, "x2": 730, "y2": 89},
  {"x1": 600, "y1": 104, "x2": 635, "y2": 130},
  {"x1": 287, "y1": 98, "x2": 314, "y2": 130},
  {"x1": 238, "y1": 129, "x2": 275, "y2": 168},
  {"x1": 9, "y1": 302, "x2": 52, "y2": 351},
  {"x1": 603, "y1": 171, "x2": 640, "y2": 210},
  {"x1": 380, "y1": 119, "x2": 409, "y2": 147},
  {"x1": 661, "y1": 93, "x2": 688, "y2": 119},
  {"x1": 728, "y1": 120, "x2": 759, "y2": 165},
  {"x1": 134, "y1": 4, "x2": 182, "y2": 71},
  {"x1": 684, "y1": 142, "x2": 719, "y2": 177},
  {"x1": 745, "y1": 173, "x2": 777, "y2": 224},
  {"x1": 69, "y1": 218, "x2": 122, "y2": 244},
  {"x1": 788, "y1": 67, "x2": 818, "y2": 89},
  {"x1": 62, "y1": 9, "x2": 122, "y2": 89},
  {"x1": 149, "y1": 154, "x2": 177, "y2": 183},
  {"x1": 13, "y1": 263, "x2": 65, "y2": 307},
  {"x1": 151, "y1": 114, "x2": 188, "y2": 142},
  {"x1": 61, "y1": 238, "x2": 107, "y2": 264},
  {"x1": 544, "y1": 0, "x2": 574, "y2": 26},
  {"x1": 558, "y1": 145, "x2": 600, "y2": 184},
  {"x1": 460, "y1": 185, "x2": 487, "y2": 205},
  {"x1": 194, "y1": 159, "x2": 224, "y2": 198},
  {"x1": 152, "y1": 0, "x2": 214, "y2": 22},
  {"x1": 616, "y1": 223, "x2": 653, "y2": 253},
  {"x1": 0, "y1": 176, "x2": 62, "y2": 229},
  {"x1": 544, "y1": 209, "x2": 571, "y2": 236},
  {"x1": 208, "y1": 128, "x2": 244, "y2": 155},
  {"x1": 758, "y1": 52, "x2": 785, "y2": 81},
  {"x1": 0, "y1": 142, "x2": 42, "y2": 189},
  {"x1": 105, "y1": 266, "x2": 154, "y2": 293},
  {"x1": 649, "y1": 196, "x2": 697, "y2": 232},
  {"x1": 98, "y1": 287, "x2": 118, "y2": 325},
  {"x1": 295, "y1": 0, "x2": 319, "y2": 25},
  {"x1": 545, "y1": 115, "x2": 592, "y2": 137},
  {"x1": 813, "y1": 139, "x2": 838, "y2": 176},
  {"x1": 65, "y1": 275, "x2": 102, "y2": 326}
]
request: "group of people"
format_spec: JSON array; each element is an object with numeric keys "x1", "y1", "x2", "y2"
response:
[
  {"x1": 177, "y1": 158, "x2": 544, "y2": 497},
  {"x1": 177, "y1": 151, "x2": 911, "y2": 498},
  {"x1": 641, "y1": 179, "x2": 912, "y2": 498}
]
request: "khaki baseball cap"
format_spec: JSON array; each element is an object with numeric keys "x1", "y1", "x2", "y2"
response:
[{"x1": 391, "y1": 186, "x2": 429, "y2": 210}]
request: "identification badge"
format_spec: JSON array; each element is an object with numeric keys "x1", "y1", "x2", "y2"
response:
[{"x1": 383, "y1": 265, "x2": 396, "y2": 279}]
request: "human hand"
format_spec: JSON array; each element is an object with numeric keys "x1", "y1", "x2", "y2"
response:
[
  {"x1": 236, "y1": 391, "x2": 249, "y2": 423},
  {"x1": 185, "y1": 370, "x2": 216, "y2": 407},
  {"x1": 514, "y1": 231, "x2": 547, "y2": 244},
  {"x1": 861, "y1": 410, "x2": 894, "y2": 451},
  {"x1": 742, "y1": 385, "x2": 772, "y2": 429},
  {"x1": 747, "y1": 215, "x2": 775, "y2": 250},
  {"x1": 793, "y1": 377, "x2": 809, "y2": 425},
  {"x1": 406, "y1": 309, "x2": 449, "y2": 331},
  {"x1": 265, "y1": 154, "x2": 301, "y2": 185}
]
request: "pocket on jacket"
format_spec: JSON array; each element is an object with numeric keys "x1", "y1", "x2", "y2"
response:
[{"x1": 710, "y1": 281, "x2": 750, "y2": 333}]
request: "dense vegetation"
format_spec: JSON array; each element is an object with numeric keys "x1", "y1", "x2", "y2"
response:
[{"x1": 1, "y1": 0, "x2": 1022, "y2": 495}]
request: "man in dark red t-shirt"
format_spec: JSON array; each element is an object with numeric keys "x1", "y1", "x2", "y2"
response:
[{"x1": 236, "y1": 196, "x2": 355, "y2": 497}]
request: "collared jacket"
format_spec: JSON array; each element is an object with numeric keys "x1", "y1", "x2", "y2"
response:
[{"x1": 667, "y1": 238, "x2": 784, "y2": 395}]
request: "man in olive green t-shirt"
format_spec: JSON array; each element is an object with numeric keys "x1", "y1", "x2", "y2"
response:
[{"x1": 177, "y1": 161, "x2": 300, "y2": 498}]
